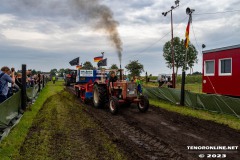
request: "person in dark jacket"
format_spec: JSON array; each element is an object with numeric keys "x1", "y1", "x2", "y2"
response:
[
  {"x1": 108, "y1": 71, "x2": 118, "y2": 94},
  {"x1": 0, "y1": 67, "x2": 15, "y2": 103}
]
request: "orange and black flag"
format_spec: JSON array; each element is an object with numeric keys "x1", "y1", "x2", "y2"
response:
[
  {"x1": 94, "y1": 56, "x2": 103, "y2": 62},
  {"x1": 76, "y1": 64, "x2": 82, "y2": 69},
  {"x1": 184, "y1": 16, "x2": 191, "y2": 49}
]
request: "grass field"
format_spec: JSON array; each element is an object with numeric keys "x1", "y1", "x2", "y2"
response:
[
  {"x1": 144, "y1": 82, "x2": 202, "y2": 93},
  {"x1": 0, "y1": 81, "x2": 64, "y2": 159},
  {"x1": 145, "y1": 74, "x2": 203, "y2": 93}
]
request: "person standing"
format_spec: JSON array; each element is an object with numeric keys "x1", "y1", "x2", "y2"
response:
[
  {"x1": 52, "y1": 76, "x2": 56, "y2": 84},
  {"x1": 0, "y1": 67, "x2": 15, "y2": 103}
]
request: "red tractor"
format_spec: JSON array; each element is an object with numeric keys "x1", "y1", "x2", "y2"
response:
[{"x1": 93, "y1": 69, "x2": 149, "y2": 114}]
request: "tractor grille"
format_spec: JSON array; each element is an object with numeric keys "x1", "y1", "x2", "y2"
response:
[{"x1": 127, "y1": 83, "x2": 137, "y2": 97}]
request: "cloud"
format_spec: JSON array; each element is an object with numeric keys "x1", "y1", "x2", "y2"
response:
[{"x1": 0, "y1": 0, "x2": 240, "y2": 75}]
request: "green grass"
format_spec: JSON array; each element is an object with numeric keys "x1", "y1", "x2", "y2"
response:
[
  {"x1": 144, "y1": 82, "x2": 202, "y2": 93},
  {"x1": 145, "y1": 75, "x2": 203, "y2": 93},
  {"x1": 0, "y1": 81, "x2": 64, "y2": 160},
  {"x1": 176, "y1": 83, "x2": 202, "y2": 93},
  {"x1": 15, "y1": 90, "x2": 125, "y2": 160},
  {"x1": 150, "y1": 99, "x2": 240, "y2": 131}
]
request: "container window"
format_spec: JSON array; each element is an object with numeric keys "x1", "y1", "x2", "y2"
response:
[
  {"x1": 219, "y1": 58, "x2": 232, "y2": 76},
  {"x1": 204, "y1": 60, "x2": 214, "y2": 76}
]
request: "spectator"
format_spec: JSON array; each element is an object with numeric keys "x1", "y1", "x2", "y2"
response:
[
  {"x1": 0, "y1": 67, "x2": 15, "y2": 103},
  {"x1": 167, "y1": 76, "x2": 173, "y2": 88},
  {"x1": 16, "y1": 73, "x2": 22, "y2": 88},
  {"x1": 52, "y1": 76, "x2": 56, "y2": 84}
]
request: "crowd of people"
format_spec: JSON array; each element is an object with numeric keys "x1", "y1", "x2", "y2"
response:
[{"x1": 0, "y1": 66, "x2": 46, "y2": 103}]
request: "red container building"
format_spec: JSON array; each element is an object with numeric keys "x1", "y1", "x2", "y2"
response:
[{"x1": 202, "y1": 44, "x2": 240, "y2": 96}]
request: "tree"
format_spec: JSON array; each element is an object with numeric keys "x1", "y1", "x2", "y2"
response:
[
  {"x1": 58, "y1": 68, "x2": 66, "y2": 77},
  {"x1": 50, "y1": 68, "x2": 58, "y2": 76},
  {"x1": 31, "y1": 69, "x2": 37, "y2": 75},
  {"x1": 125, "y1": 60, "x2": 144, "y2": 77},
  {"x1": 82, "y1": 61, "x2": 94, "y2": 70},
  {"x1": 163, "y1": 37, "x2": 198, "y2": 75},
  {"x1": 192, "y1": 71, "x2": 202, "y2": 75},
  {"x1": 110, "y1": 64, "x2": 119, "y2": 70}
]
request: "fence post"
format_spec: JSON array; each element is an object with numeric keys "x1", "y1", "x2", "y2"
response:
[
  {"x1": 38, "y1": 74, "x2": 41, "y2": 92},
  {"x1": 180, "y1": 71, "x2": 186, "y2": 106},
  {"x1": 21, "y1": 64, "x2": 27, "y2": 110},
  {"x1": 43, "y1": 75, "x2": 45, "y2": 88}
]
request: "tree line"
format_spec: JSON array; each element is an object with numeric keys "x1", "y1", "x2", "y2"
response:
[{"x1": 50, "y1": 36, "x2": 198, "y2": 77}]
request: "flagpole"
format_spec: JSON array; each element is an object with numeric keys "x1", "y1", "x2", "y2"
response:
[
  {"x1": 180, "y1": 8, "x2": 194, "y2": 106},
  {"x1": 180, "y1": 48, "x2": 188, "y2": 106}
]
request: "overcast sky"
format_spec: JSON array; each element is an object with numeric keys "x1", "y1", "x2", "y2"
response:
[{"x1": 0, "y1": 0, "x2": 239, "y2": 75}]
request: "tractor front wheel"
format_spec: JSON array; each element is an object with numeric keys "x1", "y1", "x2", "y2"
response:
[
  {"x1": 138, "y1": 95, "x2": 149, "y2": 112},
  {"x1": 109, "y1": 96, "x2": 119, "y2": 115}
]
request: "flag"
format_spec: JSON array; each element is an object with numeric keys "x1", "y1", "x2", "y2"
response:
[
  {"x1": 94, "y1": 56, "x2": 103, "y2": 62},
  {"x1": 97, "y1": 58, "x2": 107, "y2": 67},
  {"x1": 184, "y1": 16, "x2": 191, "y2": 49},
  {"x1": 69, "y1": 57, "x2": 79, "y2": 66}
]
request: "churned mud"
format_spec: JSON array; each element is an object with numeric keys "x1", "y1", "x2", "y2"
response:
[
  {"x1": 68, "y1": 86, "x2": 240, "y2": 160},
  {"x1": 17, "y1": 87, "x2": 240, "y2": 160}
]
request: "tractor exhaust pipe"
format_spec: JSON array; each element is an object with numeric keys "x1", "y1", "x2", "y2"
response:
[{"x1": 120, "y1": 64, "x2": 123, "y2": 81}]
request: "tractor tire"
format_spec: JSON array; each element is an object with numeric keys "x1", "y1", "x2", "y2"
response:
[
  {"x1": 109, "y1": 96, "x2": 119, "y2": 115},
  {"x1": 66, "y1": 82, "x2": 70, "y2": 86},
  {"x1": 93, "y1": 84, "x2": 107, "y2": 108},
  {"x1": 138, "y1": 95, "x2": 149, "y2": 112}
]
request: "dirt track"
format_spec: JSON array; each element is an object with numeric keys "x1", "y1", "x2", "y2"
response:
[
  {"x1": 18, "y1": 87, "x2": 240, "y2": 160},
  {"x1": 67, "y1": 87, "x2": 240, "y2": 160},
  {"x1": 83, "y1": 102, "x2": 240, "y2": 159}
]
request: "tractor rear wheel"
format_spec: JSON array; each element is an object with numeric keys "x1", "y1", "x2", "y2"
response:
[
  {"x1": 93, "y1": 84, "x2": 107, "y2": 108},
  {"x1": 109, "y1": 96, "x2": 119, "y2": 115},
  {"x1": 138, "y1": 95, "x2": 149, "y2": 112}
]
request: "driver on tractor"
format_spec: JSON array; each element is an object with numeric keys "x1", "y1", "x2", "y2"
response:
[{"x1": 108, "y1": 71, "x2": 118, "y2": 95}]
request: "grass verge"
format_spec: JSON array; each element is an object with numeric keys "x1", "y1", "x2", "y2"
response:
[
  {"x1": 144, "y1": 82, "x2": 202, "y2": 93},
  {"x1": 0, "y1": 81, "x2": 64, "y2": 159},
  {"x1": 150, "y1": 99, "x2": 240, "y2": 131},
  {"x1": 15, "y1": 89, "x2": 125, "y2": 160}
]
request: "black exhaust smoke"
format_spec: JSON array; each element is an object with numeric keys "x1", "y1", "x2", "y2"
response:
[{"x1": 13, "y1": 0, "x2": 123, "y2": 64}]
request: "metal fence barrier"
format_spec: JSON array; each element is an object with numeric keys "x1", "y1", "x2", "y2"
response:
[{"x1": 0, "y1": 82, "x2": 46, "y2": 141}]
